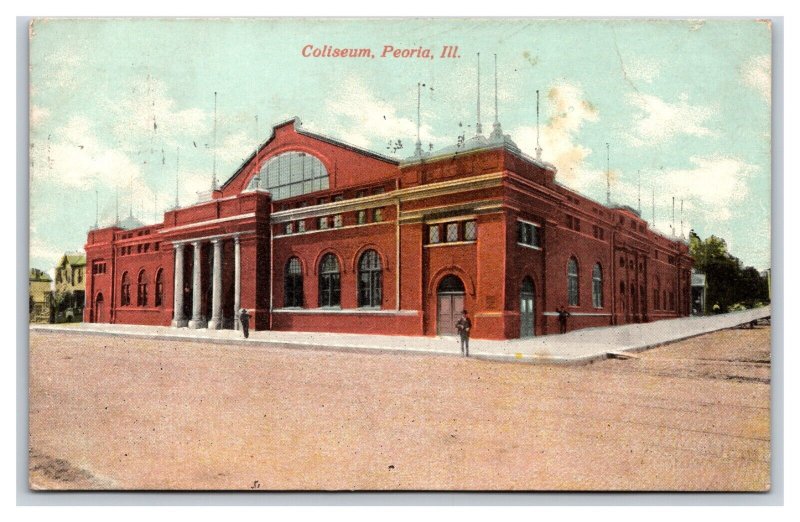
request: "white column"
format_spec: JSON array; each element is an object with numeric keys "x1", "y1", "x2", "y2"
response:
[
  {"x1": 171, "y1": 243, "x2": 187, "y2": 327},
  {"x1": 234, "y1": 235, "x2": 241, "y2": 330},
  {"x1": 208, "y1": 238, "x2": 223, "y2": 330},
  {"x1": 188, "y1": 241, "x2": 207, "y2": 329}
]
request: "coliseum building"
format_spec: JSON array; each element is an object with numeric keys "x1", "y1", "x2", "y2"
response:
[{"x1": 84, "y1": 117, "x2": 692, "y2": 339}]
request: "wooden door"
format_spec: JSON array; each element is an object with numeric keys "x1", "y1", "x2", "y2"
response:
[{"x1": 437, "y1": 293, "x2": 464, "y2": 336}]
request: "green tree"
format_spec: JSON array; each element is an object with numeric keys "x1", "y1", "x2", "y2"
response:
[{"x1": 689, "y1": 231, "x2": 769, "y2": 312}]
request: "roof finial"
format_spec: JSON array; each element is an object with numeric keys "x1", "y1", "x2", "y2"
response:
[
  {"x1": 175, "y1": 147, "x2": 180, "y2": 209},
  {"x1": 637, "y1": 169, "x2": 641, "y2": 214},
  {"x1": 535, "y1": 89, "x2": 543, "y2": 160},
  {"x1": 253, "y1": 114, "x2": 261, "y2": 187},
  {"x1": 672, "y1": 196, "x2": 676, "y2": 237},
  {"x1": 211, "y1": 91, "x2": 218, "y2": 191},
  {"x1": 606, "y1": 142, "x2": 611, "y2": 205},
  {"x1": 490, "y1": 53, "x2": 504, "y2": 141},
  {"x1": 680, "y1": 198, "x2": 685, "y2": 239},
  {"x1": 652, "y1": 184, "x2": 655, "y2": 228},
  {"x1": 415, "y1": 82, "x2": 423, "y2": 157},
  {"x1": 476, "y1": 53, "x2": 483, "y2": 136},
  {"x1": 129, "y1": 175, "x2": 133, "y2": 218}
]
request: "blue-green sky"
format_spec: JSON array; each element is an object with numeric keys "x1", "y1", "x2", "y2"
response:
[{"x1": 29, "y1": 18, "x2": 771, "y2": 272}]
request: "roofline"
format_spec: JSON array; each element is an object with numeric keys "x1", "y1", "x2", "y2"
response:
[
  {"x1": 220, "y1": 117, "x2": 400, "y2": 191},
  {"x1": 399, "y1": 140, "x2": 557, "y2": 173}
]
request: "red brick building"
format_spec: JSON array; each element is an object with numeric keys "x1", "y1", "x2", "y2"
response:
[{"x1": 84, "y1": 118, "x2": 692, "y2": 339}]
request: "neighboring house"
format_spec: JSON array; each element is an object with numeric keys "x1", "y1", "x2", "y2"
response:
[
  {"x1": 85, "y1": 116, "x2": 692, "y2": 339},
  {"x1": 29, "y1": 268, "x2": 53, "y2": 323},
  {"x1": 54, "y1": 252, "x2": 86, "y2": 322}
]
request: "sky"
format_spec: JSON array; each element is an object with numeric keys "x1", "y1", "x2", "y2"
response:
[{"x1": 28, "y1": 18, "x2": 772, "y2": 273}]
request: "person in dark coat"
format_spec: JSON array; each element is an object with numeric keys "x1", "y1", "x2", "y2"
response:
[
  {"x1": 239, "y1": 308, "x2": 251, "y2": 339},
  {"x1": 455, "y1": 310, "x2": 472, "y2": 356},
  {"x1": 557, "y1": 305, "x2": 571, "y2": 334}
]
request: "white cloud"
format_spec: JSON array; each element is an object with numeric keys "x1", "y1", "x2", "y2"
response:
[
  {"x1": 31, "y1": 116, "x2": 144, "y2": 190},
  {"x1": 109, "y1": 76, "x2": 208, "y2": 148},
  {"x1": 659, "y1": 155, "x2": 757, "y2": 209},
  {"x1": 626, "y1": 92, "x2": 715, "y2": 147},
  {"x1": 305, "y1": 76, "x2": 440, "y2": 156},
  {"x1": 741, "y1": 54, "x2": 771, "y2": 103},
  {"x1": 34, "y1": 41, "x2": 86, "y2": 92},
  {"x1": 511, "y1": 82, "x2": 599, "y2": 187}
]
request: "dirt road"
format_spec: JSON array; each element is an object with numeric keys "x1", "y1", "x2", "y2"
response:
[{"x1": 28, "y1": 326, "x2": 771, "y2": 491}]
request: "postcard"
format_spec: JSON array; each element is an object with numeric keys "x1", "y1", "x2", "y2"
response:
[{"x1": 28, "y1": 18, "x2": 772, "y2": 491}]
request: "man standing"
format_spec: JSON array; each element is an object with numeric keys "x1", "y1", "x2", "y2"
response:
[
  {"x1": 239, "y1": 308, "x2": 251, "y2": 339},
  {"x1": 557, "y1": 305, "x2": 571, "y2": 334},
  {"x1": 455, "y1": 309, "x2": 472, "y2": 357}
]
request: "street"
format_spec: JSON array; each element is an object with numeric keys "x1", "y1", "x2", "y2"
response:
[{"x1": 28, "y1": 325, "x2": 770, "y2": 491}]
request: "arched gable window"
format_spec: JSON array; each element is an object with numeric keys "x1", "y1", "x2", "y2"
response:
[
  {"x1": 285, "y1": 257, "x2": 304, "y2": 307},
  {"x1": 247, "y1": 151, "x2": 329, "y2": 200},
  {"x1": 318, "y1": 254, "x2": 341, "y2": 307},
  {"x1": 154, "y1": 269, "x2": 164, "y2": 307},
  {"x1": 137, "y1": 270, "x2": 148, "y2": 307},
  {"x1": 592, "y1": 263, "x2": 603, "y2": 308},
  {"x1": 567, "y1": 257, "x2": 579, "y2": 306},
  {"x1": 358, "y1": 250, "x2": 382, "y2": 308},
  {"x1": 121, "y1": 272, "x2": 131, "y2": 306}
]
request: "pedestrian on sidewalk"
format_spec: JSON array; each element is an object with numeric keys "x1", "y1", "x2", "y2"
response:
[
  {"x1": 455, "y1": 310, "x2": 472, "y2": 357},
  {"x1": 557, "y1": 305, "x2": 571, "y2": 334},
  {"x1": 239, "y1": 308, "x2": 251, "y2": 339}
]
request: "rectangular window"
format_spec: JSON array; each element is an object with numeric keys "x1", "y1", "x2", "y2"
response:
[
  {"x1": 333, "y1": 214, "x2": 343, "y2": 228},
  {"x1": 297, "y1": 220, "x2": 306, "y2": 232},
  {"x1": 318, "y1": 216, "x2": 329, "y2": 230},
  {"x1": 357, "y1": 210, "x2": 367, "y2": 225},
  {"x1": 372, "y1": 208, "x2": 383, "y2": 222},
  {"x1": 332, "y1": 194, "x2": 344, "y2": 202},
  {"x1": 428, "y1": 224, "x2": 440, "y2": 244},
  {"x1": 373, "y1": 186, "x2": 385, "y2": 195},
  {"x1": 574, "y1": 218, "x2": 580, "y2": 231},
  {"x1": 284, "y1": 222, "x2": 293, "y2": 234},
  {"x1": 464, "y1": 220, "x2": 477, "y2": 241},
  {"x1": 356, "y1": 189, "x2": 367, "y2": 198},
  {"x1": 517, "y1": 221, "x2": 541, "y2": 248},
  {"x1": 317, "y1": 197, "x2": 328, "y2": 205},
  {"x1": 446, "y1": 222, "x2": 459, "y2": 242}
]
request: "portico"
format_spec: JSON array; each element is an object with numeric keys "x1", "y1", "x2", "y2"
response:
[{"x1": 172, "y1": 233, "x2": 243, "y2": 330}]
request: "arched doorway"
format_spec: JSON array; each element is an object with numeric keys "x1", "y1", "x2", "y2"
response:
[
  {"x1": 437, "y1": 275, "x2": 465, "y2": 336},
  {"x1": 520, "y1": 277, "x2": 535, "y2": 338},
  {"x1": 95, "y1": 293, "x2": 105, "y2": 323}
]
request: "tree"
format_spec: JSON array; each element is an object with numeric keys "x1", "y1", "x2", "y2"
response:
[{"x1": 689, "y1": 231, "x2": 769, "y2": 312}]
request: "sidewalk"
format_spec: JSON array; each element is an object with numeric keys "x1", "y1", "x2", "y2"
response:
[{"x1": 30, "y1": 306, "x2": 770, "y2": 365}]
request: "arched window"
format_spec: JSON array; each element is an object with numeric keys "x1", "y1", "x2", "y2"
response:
[
  {"x1": 318, "y1": 254, "x2": 341, "y2": 307},
  {"x1": 285, "y1": 257, "x2": 304, "y2": 307},
  {"x1": 592, "y1": 263, "x2": 603, "y2": 308},
  {"x1": 654, "y1": 277, "x2": 661, "y2": 309},
  {"x1": 121, "y1": 272, "x2": 131, "y2": 306},
  {"x1": 567, "y1": 257, "x2": 579, "y2": 306},
  {"x1": 247, "y1": 151, "x2": 329, "y2": 200},
  {"x1": 137, "y1": 270, "x2": 148, "y2": 307},
  {"x1": 358, "y1": 250, "x2": 382, "y2": 308},
  {"x1": 154, "y1": 269, "x2": 164, "y2": 307}
]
